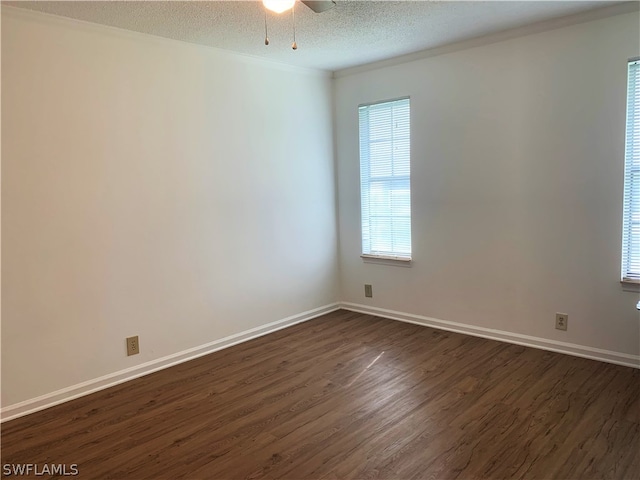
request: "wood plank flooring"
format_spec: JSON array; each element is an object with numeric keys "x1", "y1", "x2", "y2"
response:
[{"x1": 2, "y1": 310, "x2": 639, "y2": 479}]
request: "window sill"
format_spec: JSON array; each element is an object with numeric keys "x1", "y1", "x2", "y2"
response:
[
  {"x1": 361, "y1": 254, "x2": 412, "y2": 267},
  {"x1": 620, "y1": 279, "x2": 640, "y2": 292}
]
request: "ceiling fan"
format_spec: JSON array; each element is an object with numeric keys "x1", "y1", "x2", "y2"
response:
[
  {"x1": 263, "y1": 0, "x2": 336, "y2": 14},
  {"x1": 299, "y1": 1, "x2": 337, "y2": 13},
  {"x1": 262, "y1": 0, "x2": 336, "y2": 49}
]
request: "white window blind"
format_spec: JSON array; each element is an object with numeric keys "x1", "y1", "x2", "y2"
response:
[
  {"x1": 622, "y1": 59, "x2": 640, "y2": 281},
  {"x1": 359, "y1": 98, "x2": 411, "y2": 259}
]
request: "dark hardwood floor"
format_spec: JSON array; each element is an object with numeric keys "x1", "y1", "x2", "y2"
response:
[{"x1": 2, "y1": 310, "x2": 639, "y2": 479}]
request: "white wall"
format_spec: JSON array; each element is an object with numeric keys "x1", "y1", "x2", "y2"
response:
[
  {"x1": 1, "y1": 8, "x2": 338, "y2": 407},
  {"x1": 335, "y1": 12, "x2": 640, "y2": 358}
]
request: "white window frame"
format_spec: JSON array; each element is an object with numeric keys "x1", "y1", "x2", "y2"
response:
[
  {"x1": 358, "y1": 97, "x2": 411, "y2": 263},
  {"x1": 622, "y1": 58, "x2": 640, "y2": 283}
]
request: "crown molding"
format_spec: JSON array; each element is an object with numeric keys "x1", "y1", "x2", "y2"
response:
[
  {"x1": 1, "y1": 5, "x2": 332, "y2": 78},
  {"x1": 333, "y1": 1, "x2": 640, "y2": 78}
]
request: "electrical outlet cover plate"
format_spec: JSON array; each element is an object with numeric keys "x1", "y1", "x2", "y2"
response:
[
  {"x1": 555, "y1": 313, "x2": 568, "y2": 331},
  {"x1": 126, "y1": 336, "x2": 140, "y2": 356},
  {"x1": 364, "y1": 284, "x2": 373, "y2": 298}
]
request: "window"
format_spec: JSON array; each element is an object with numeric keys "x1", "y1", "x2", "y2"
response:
[
  {"x1": 622, "y1": 58, "x2": 640, "y2": 282},
  {"x1": 359, "y1": 97, "x2": 411, "y2": 260}
]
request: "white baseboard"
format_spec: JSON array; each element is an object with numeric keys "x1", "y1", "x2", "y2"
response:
[
  {"x1": 340, "y1": 302, "x2": 640, "y2": 369},
  {"x1": 4, "y1": 301, "x2": 636, "y2": 422},
  {"x1": 0, "y1": 303, "x2": 340, "y2": 423}
]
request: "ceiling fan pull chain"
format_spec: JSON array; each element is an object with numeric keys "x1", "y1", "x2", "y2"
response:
[
  {"x1": 264, "y1": 11, "x2": 270, "y2": 45},
  {"x1": 292, "y1": 3, "x2": 297, "y2": 50}
]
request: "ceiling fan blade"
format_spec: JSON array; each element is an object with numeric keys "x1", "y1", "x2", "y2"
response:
[{"x1": 301, "y1": 0, "x2": 336, "y2": 13}]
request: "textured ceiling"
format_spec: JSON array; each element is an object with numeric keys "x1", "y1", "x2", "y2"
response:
[{"x1": 4, "y1": 1, "x2": 625, "y2": 72}]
